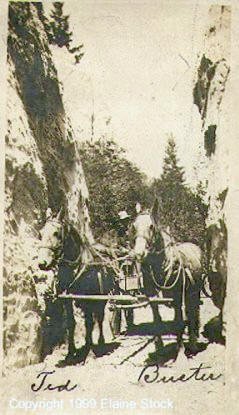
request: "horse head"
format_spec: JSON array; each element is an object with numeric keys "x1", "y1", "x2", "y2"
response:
[
  {"x1": 130, "y1": 199, "x2": 162, "y2": 260},
  {"x1": 130, "y1": 199, "x2": 175, "y2": 263}
]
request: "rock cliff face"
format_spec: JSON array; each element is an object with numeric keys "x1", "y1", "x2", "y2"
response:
[
  {"x1": 4, "y1": 3, "x2": 93, "y2": 371},
  {"x1": 194, "y1": 5, "x2": 230, "y2": 218},
  {"x1": 193, "y1": 5, "x2": 230, "y2": 310}
]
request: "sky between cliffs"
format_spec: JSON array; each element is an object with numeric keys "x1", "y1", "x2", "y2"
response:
[{"x1": 44, "y1": 0, "x2": 210, "y2": 184}]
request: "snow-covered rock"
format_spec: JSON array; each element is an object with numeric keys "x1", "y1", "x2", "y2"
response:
[
  {"x1": 4, "y1": 3, "x2": 93, "y2": 371},
  {"x1": 193, "y1": 5, "x2": 230, "y2": 312}
]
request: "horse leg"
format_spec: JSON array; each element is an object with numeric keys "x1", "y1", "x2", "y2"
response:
[
  {"x1": 65, "y1": 300, "x2": 76, "y2": 357},
  {"x1": 125, "y1": 309, "x2": 134, "y2": 330},
  {"x1": 173, "y1": 289, "x2": 184, "y2": 353},
  {"x1": 95, "y1": 303, "x2": 106, "y2": 346},
  {"x1": 151, "y1": 303, "x2": 162, "y2": 324},
  {"x1": 175, "y1": 306, "x2": 184, "y2": 350},
  {"x1": 142, "y1": 263, "x2": 162, "y2": 324},
  {"x1": 111, "y1": 308, "x2": 122, "y2": 336},
  {"x1": 174, "y1": 291, "x2": 183, "y2": 325},
  {"x1": 219, "y1": 310, "x2": 226, "y2": 343},
  {"x1": 186, "y1": 283, "x2": 200, "y2": 352},
  {"x1": 85, "y1": 307, "x2": 94, "y2": 350}
]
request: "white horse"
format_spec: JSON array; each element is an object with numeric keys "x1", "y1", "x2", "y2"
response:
[{"x1": 130, "y1": 200, "x2": 203, "y2": 354}]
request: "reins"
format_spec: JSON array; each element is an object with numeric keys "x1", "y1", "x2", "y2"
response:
[
  {"x1": 40, "y1": 218, "x2": 135, "y2": 296},
  {"x1": 61, "y1": 233, "x2": 133, "y2": 290},
  {"x1": 148, "y1": 254, "x2": 188, "y2": 321},
  {"x1": 148, "y1": 256, "x2": 183, "y2": 291},
  {"x1": 133, "y1": 223, "x2": 196, "y2": 322}
]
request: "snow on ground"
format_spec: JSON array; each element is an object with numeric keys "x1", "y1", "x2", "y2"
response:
[{"x1": 1, "y1": 297, "x2": 225, "y2": 415}]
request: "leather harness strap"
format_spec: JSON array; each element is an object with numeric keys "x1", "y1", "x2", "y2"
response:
[{"x1": 97, "y1": 271, "x2": 104, "y2": 294}]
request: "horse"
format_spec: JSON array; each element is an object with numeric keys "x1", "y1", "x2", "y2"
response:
[
  {"x1": 130, "y1": 200, "x2": 203, "y2": 354},
  {"x1": 38, "y1": 211, "x2": 118, "y2": 358}
]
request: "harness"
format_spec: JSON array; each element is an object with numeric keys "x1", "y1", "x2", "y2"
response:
[
  {"x1": 134, "y1": 225, "x2": 198, "y2": 321},
  {"x1": 67, "y1": 246, "x2": 130, "y2": 293},
  {"x1": 41, "y1": 219, "x2": 132, "y2": 294},
  {"x1": 148, "y1": 253, "x2": 188, "y2": 320},
  {"x1": 97, "y1": 271, "x2": 104, "y2": 295}
]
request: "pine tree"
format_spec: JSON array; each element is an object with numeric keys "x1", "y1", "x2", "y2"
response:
[
  {"x1": 45, "y1": 2, "x2": 84, "y2": 64},
  {"x1": 152, "y1": 136, "x2": 207, "y2": 246},
  {"x1": 49, "y1": 3, "x2": 72, "y2": 48},
  {"x1": 161, "y1": 137, "x2": 185, "y2": 185}
]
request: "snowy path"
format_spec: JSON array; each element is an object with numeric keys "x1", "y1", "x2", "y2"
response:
[{"x1": 1, "y1": 297, "x2": 225, "y2": 415}]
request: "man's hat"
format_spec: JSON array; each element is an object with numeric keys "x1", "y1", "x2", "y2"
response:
[{"x1": 118, "y1": 210, "x2": 130, "y2": 220}]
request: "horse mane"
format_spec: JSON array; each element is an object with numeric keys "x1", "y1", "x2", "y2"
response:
[{"x1": 151, "y1": 221, "x2": 201, "y2": 274}]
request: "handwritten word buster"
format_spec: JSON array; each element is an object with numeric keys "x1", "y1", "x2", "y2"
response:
[{"x1": 138, "y1": 362, "x2": 223, "y2": 384}]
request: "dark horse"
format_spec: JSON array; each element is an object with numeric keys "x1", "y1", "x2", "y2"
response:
[
  {"x1": 130, "y1": 200, "x2": 203, "y2": 354},
  {"x1": 202, "y1": 220, "x2": 227, "y2": 344},
  {"x1": 38, "y1": 212, "x2": 118, "y2": 358}
]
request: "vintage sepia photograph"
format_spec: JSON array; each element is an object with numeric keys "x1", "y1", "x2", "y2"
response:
[{"x1": 0, "y1": 1, "x2": 237, "y2": 414}]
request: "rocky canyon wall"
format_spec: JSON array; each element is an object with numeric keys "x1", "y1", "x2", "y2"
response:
[
  {"x1": 193, "y1": 5, "x2": 230, "y2": 311},
  {"x1": 4, "y1": 3, "x2": 93, "y2": 371}
]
